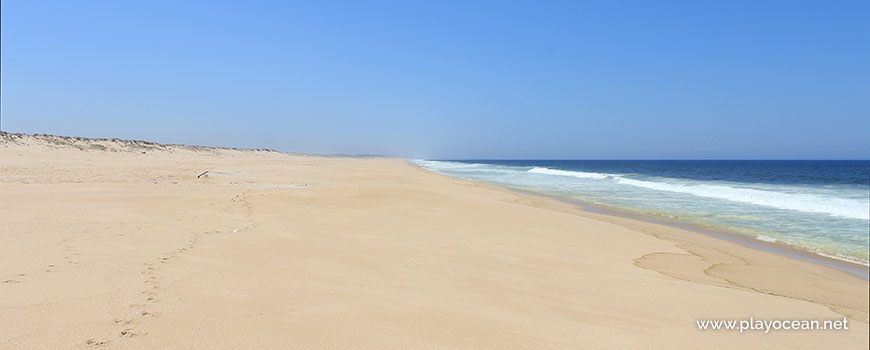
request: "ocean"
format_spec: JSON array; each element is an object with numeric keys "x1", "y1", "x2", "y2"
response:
[{"x1": 413, "y1": 160, "x2": 870, "y2": 265}]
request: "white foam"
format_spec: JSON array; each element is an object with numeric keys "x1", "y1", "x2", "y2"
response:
[
  {"x1": 415, "y1": 160, "x2": 520, "y2": 175},
  {"x1": 414, "y1": 160, "x2": 486, "y2": 170},
  {"x1": 613, "y1": 177, "x2": 869, "y2": 220},
  {"x1": 527, "y1": 167, "x2": 613, "y2": 179},
  {"x1": 756, "y1": 235, "x2": 778, "y2": 243},
  {"x1": 425, "y1": 163, "x2": 870, "y2": 220},
  {"x1": 415, "y1": 161, "x2": 869, "y2": 264},
  {"x1": 813, "y1": 250, "x2": 870, "y2": 267}
]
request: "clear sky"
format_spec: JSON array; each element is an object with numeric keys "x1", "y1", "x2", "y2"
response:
[{"x1": 2, "y1": 1, "x2": 868, "y2": 159}]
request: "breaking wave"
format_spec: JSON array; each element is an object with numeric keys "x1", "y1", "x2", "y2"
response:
[{"x1": 525, "y1": 167, "x2": 869, "y2": 220}]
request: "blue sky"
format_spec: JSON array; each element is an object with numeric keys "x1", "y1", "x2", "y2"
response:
[{"x1": 2, "y1": 0, "x2": 868, "y2": 159}]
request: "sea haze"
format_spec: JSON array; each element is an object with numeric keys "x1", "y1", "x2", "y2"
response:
[{"x1": 414, "y1": 160, "x2": 870, "y2": 265}]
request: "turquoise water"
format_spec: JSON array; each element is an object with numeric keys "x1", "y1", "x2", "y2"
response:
[{"x1": 414, "y1": 160, "x2": 870, "y2": 265}]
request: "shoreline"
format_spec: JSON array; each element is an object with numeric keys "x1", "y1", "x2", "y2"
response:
[
  {"x1": 410, "y1": 162, "x2": 870, "y2": 280},
  {"x1": 539, "y1": 191, "x2": 869, "y2": 279},
  {"x1": 514, "y1": 187, "x2": 870, "y2": 279}
]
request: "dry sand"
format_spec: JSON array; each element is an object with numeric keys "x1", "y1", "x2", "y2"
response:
[{"x1": 1, "y1": 133, "x2": 868, "y2": 349}]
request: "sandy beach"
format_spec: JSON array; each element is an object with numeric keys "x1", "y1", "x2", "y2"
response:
[{"x1": 1, "y1": 133, "x2": 867, "y2": 349}]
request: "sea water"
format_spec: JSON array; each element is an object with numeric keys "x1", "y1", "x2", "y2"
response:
[{"x1": 413, "y1": 160, "x2": 870, "y2": 265}]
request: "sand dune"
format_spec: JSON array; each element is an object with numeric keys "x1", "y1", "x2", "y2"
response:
[{"x1": 1, "y1": 133, "x2": 867, "y2": 349}]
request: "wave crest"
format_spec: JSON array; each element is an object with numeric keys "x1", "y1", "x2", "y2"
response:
[
  {"x1": 527, "y1": 167, "x2": 613, "y2": 179},
  {"x1": 527, "y1": 166, "x2": 869, "y2": 220}
]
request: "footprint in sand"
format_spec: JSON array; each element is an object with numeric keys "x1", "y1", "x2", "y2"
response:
[
  {"x1": 120, "y1": 328, "x2": 147, "y2": 337},
  {"x1": 85, "y1": 338, "x2": 108, "y2": 346},
  {"x1": 4, "y1": 273, "x2": 28, "y2": 283},
  {"x1": 112, "y1": 318, "x2": 134, "y2": 326}
]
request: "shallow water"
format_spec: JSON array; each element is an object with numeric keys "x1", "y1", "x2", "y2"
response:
[{"x1": 414, "y1": 160, "x2": 870, "y2": 265}]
